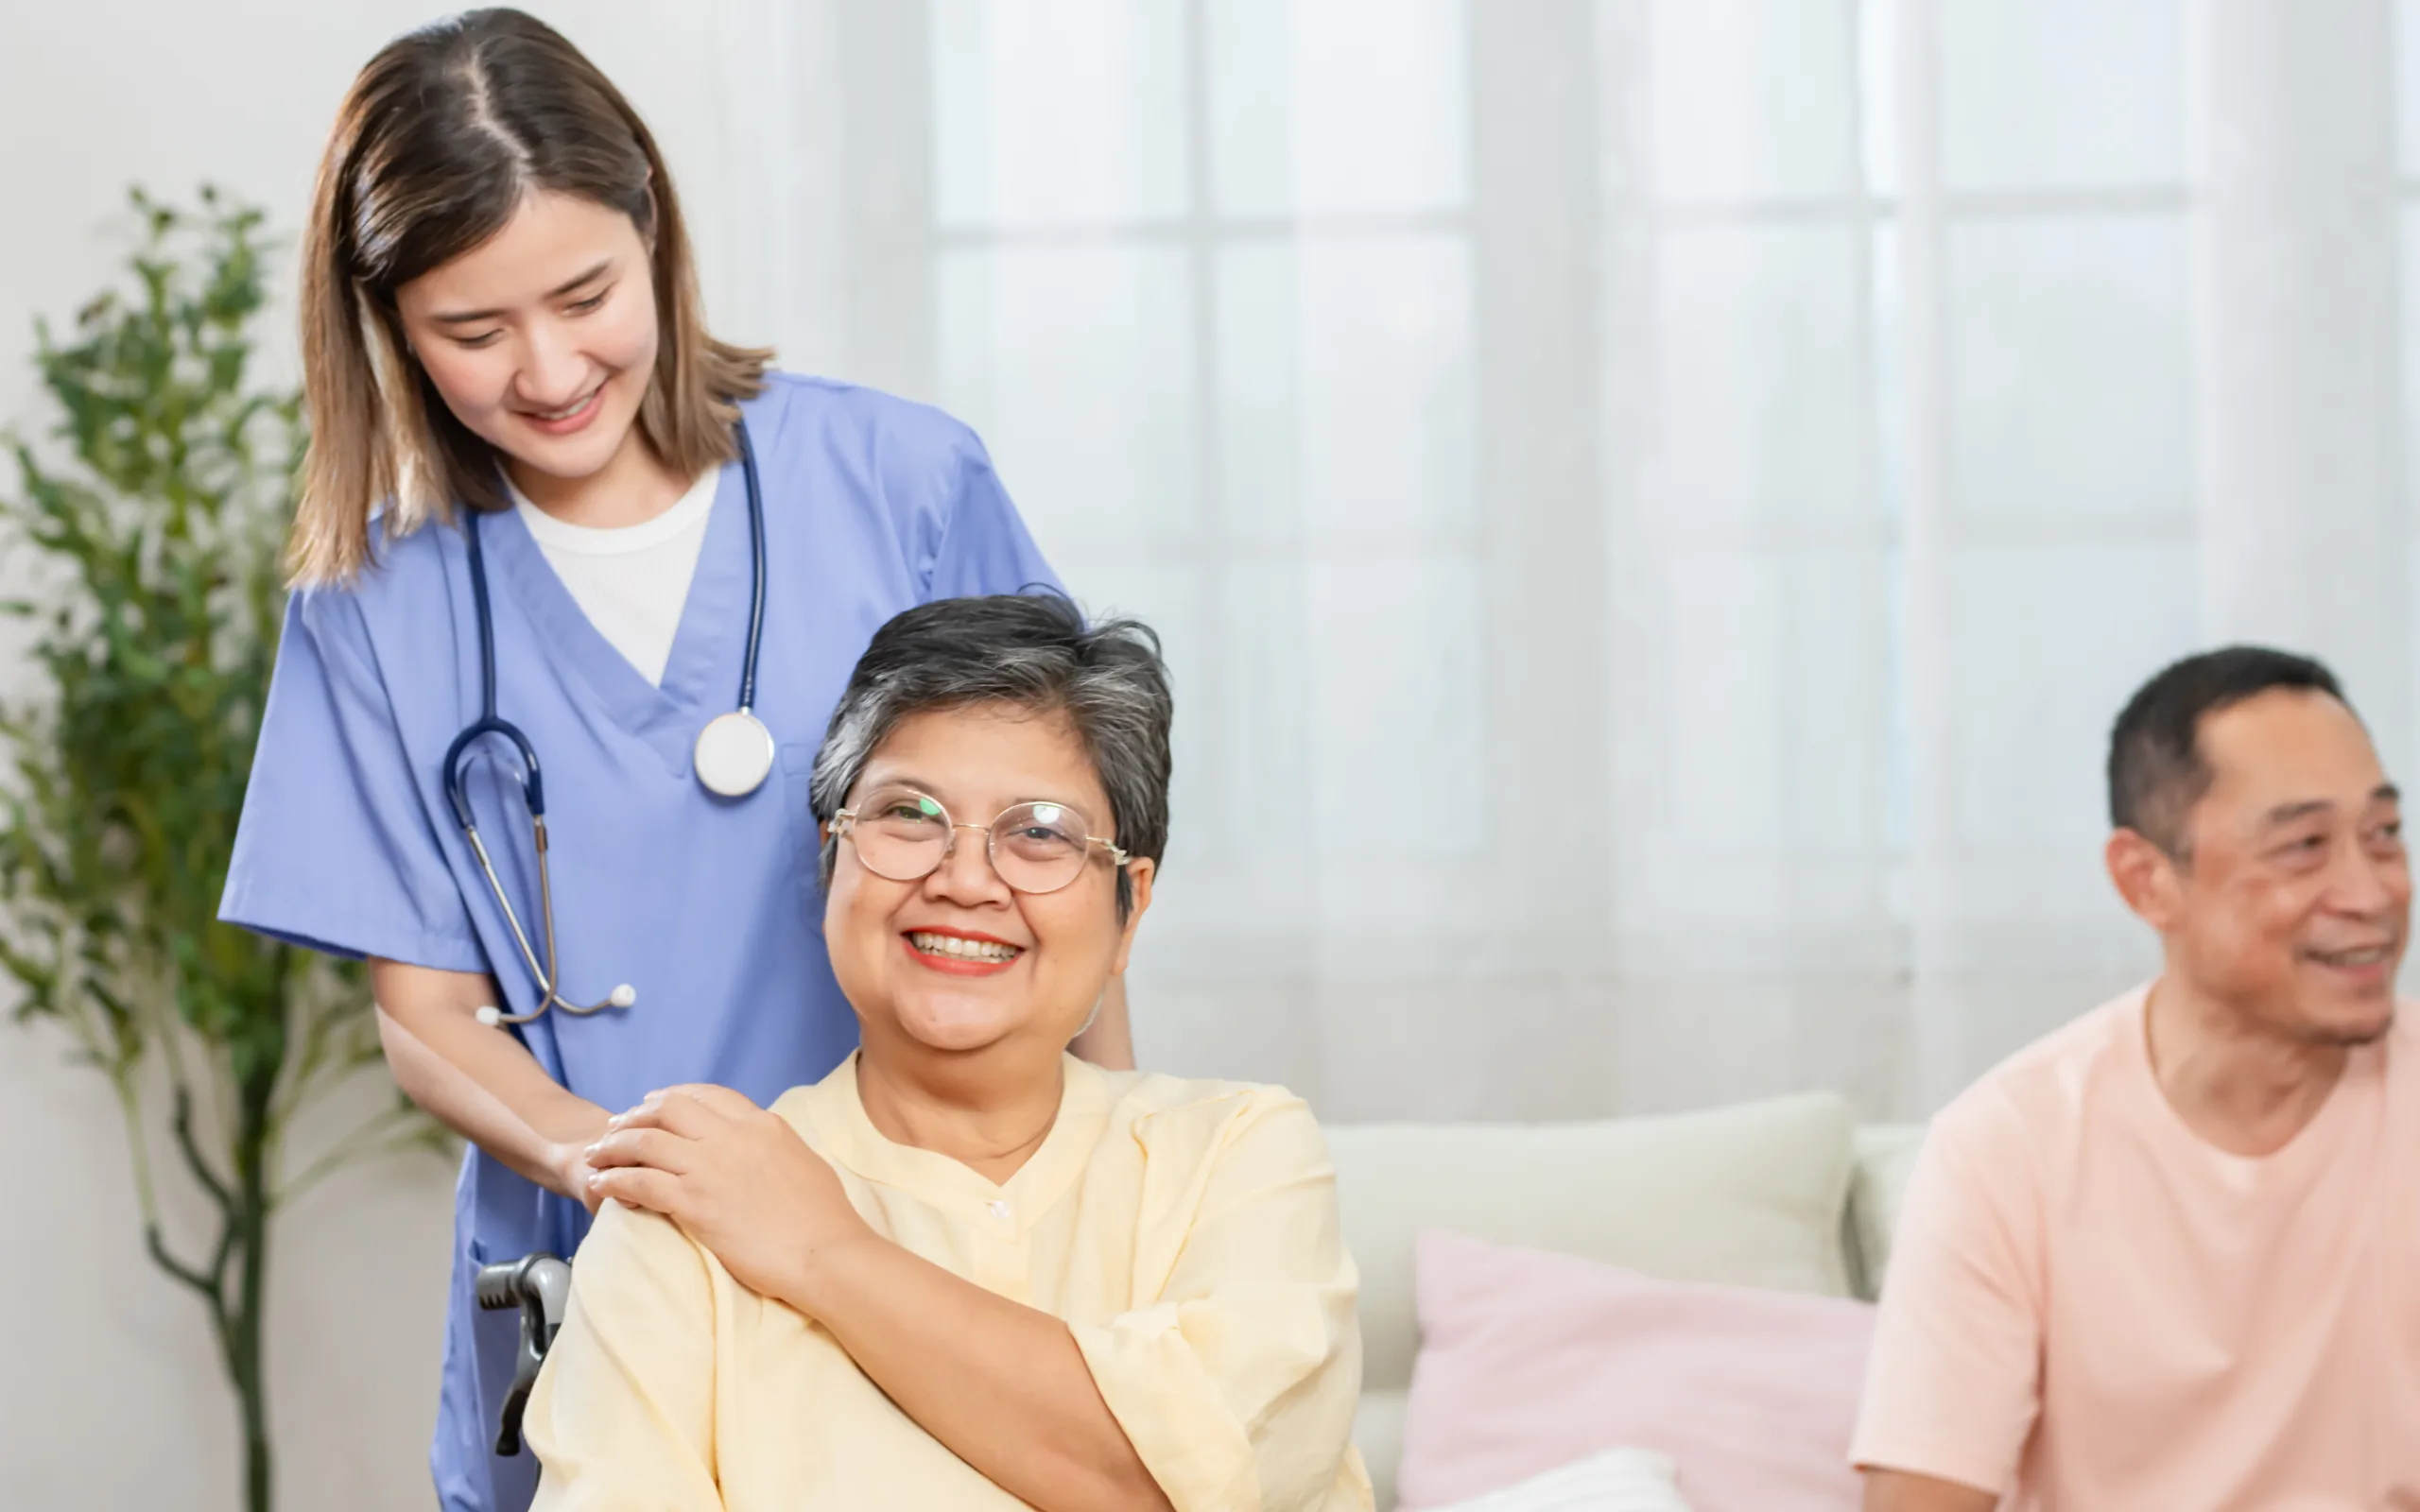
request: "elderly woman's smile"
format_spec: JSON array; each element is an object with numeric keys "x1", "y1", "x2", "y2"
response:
[{"x1": 905, "y1": 931, "x2": 1022, "y2": 971}]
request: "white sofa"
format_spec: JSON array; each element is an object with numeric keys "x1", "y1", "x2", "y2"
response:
[{"x1": 1325, "y1": 1093, "x2": 1925, "y2": 1510}]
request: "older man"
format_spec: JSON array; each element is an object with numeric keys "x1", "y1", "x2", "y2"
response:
[{"x1": 1854, "y1": 646, "x2": 2420, "y2": 1510}]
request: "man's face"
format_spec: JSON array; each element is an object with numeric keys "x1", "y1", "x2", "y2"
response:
[{"x1": 2160, "y1": 690, "x2": 2408, "y2": 1045}]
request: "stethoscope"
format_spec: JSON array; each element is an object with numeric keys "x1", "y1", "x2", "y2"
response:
[{"x1": 445, "y1": 418, "x2": 772, "y2": 1029}]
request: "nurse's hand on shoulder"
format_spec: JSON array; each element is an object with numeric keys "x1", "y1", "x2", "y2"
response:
[
  {"x1": 583, "y1": 1085, "x2": 876, "y2": 1306},
  {"x1": 547, "y1": 1139, "x2": 609, "y2": 1216}
]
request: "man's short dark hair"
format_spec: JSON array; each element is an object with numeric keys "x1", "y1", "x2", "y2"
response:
[{"x1": 2107, "y1": 645, "x2": 2348, "y2": 856}]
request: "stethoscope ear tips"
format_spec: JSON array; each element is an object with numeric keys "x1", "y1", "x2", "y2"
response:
[
  {"x1": 609, "y1": 984, "x2": 637, "y2": 1008},
  {"x1": 475, "y1": 1005, "x2": 504, "y2": 1028}
]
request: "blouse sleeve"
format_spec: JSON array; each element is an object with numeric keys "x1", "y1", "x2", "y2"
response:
[
  {"x1": 1068, "y1": 1090, "x2": 1370, "y2": 1512},
  {"x1": 523, "y1": 1203, "x2": 724, "y2": 1511},
  {"x1": 216, "y1": 586, "x2": 485, "y2": 970}
]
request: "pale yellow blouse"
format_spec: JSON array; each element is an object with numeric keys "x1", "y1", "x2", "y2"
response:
[{"x1": 524, "y1": 1054, "x2": 1373, "y2": 1511}]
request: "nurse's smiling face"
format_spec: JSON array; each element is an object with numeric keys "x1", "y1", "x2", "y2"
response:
[
  {"x1": 824, "y1": 703, "x2": 1153, "y2": 1059},
  {"x1": 393, "y1": 191, "x2": 661, "y2": 495}
]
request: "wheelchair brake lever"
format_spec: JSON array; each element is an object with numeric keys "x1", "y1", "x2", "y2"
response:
[{"x1": 475, "y1": 1252, "x2": 572, "y2": 1457}]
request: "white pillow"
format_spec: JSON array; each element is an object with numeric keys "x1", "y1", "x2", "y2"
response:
[{"x1": 1426, "y1": 1448, "x2": 1695, "y2": 1512}]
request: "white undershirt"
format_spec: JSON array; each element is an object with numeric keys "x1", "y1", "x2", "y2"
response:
[{"x1": 510, "y1": 470, "x2": 717, "y2": 686}]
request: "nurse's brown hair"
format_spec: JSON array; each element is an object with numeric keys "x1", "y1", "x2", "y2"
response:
[{"x1": 289, "y1": 8, "x2": 769, "y2": 584}]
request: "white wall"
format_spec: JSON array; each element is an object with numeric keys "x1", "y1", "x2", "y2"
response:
[{"x1": 0, "y1": 6, "x2": 769, "y2": 1506}]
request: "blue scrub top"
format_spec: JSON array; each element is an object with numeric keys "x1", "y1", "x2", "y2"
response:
[{"x1": 218, "y1": 374, "x2": 1059, "y2": 1512}]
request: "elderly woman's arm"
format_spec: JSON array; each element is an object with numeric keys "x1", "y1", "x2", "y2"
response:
[
  {"x1": 591, "y1": 1083, "x2": 1364, "y2": 1512},
  {"x1": 585, "y1": 1085, "x2": 1169, "y2": 1511},
  {"x1": 786, "y1": 1089, "x2": 1362, "y2": 1512},
  {"x1": 800, "y1": 1236, "x2": 1176, "y2": 1511},
  {"x1": 524, "y1": 1177, "x2": 1168, "y2": 1512}
]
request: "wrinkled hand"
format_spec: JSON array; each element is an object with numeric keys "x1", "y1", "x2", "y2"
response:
[{"x1": 584, "y1": 1084, "x2": 875, "y2": 1305}]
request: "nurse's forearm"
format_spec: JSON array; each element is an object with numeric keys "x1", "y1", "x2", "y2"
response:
[
  {"x1": 370, "y1": 958, "x2": 611, "y2": 1201},
  {"x1": 787, "y1": 1235, "x2": 1173, "y2": 1512},
  {"x1": 1068, "y1": 974, "x2": 1134, "y2": 1071}
]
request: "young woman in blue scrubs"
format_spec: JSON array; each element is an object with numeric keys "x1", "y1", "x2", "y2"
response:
[{"x1": 218, "y1": 12, "x2": 1131, "y2": 1510}]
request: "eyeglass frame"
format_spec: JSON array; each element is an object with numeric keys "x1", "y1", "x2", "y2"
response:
[{"x1": 832, "y1": 788, "x2": 1132, "y2": 896}]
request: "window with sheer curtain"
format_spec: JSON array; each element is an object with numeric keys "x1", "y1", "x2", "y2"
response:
[{"x1": 712, "y1": 0, "x2": 2416, "y2": 1121}]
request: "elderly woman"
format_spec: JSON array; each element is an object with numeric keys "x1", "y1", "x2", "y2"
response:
[{"x1": 520, "y1": 593, "x2": 1371, "y2": 1511}]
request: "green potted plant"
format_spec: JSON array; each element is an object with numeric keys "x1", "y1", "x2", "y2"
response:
[{"x1": 0, "y1": 187, "x2": 442, "y2": 1512}]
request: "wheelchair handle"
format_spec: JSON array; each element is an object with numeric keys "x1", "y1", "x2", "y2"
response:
[{"x1": 475, "y1": 1253, "x2": 572, "y2": 1458}]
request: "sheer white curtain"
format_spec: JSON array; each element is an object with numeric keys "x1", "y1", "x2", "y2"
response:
[{"x1": 697, "y1": 0, "x2": 2417, "y2": 1122}]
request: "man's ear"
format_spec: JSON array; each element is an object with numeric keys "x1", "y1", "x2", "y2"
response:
[{"x1": 2107, "y1": 827, "x2": 2184, "y2": 932}]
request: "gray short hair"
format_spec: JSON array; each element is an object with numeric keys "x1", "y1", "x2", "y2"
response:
[{"x1": 809, "y1": 593, "x2": 1172, "y2": 915}]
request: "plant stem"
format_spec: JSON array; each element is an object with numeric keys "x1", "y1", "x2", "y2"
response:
[{"x1": 228, "y1": 1057, "x2": 279, "y2": 1512}]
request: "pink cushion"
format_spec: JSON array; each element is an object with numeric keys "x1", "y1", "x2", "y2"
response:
[{"x1": 1398, "y1": 1228, "x2": 1875, "y2": 1512}]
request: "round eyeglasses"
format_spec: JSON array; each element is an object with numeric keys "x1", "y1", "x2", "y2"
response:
[{"x1": 834, "y1": 786, "x2": 1130, "y2": 896}]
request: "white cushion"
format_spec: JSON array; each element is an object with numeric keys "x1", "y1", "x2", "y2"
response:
[
  {"x1": 1327, "y1": 1092, "x2": 1858, "y2": 1508},
  {"x1": 1846, "y1": 1124, "x2": 1925, "y2": 1300},
  {"x1": 1426, "y1": 1447, "x2": 1694, "y2": 1512}
]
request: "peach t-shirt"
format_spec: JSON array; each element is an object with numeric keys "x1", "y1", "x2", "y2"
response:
[{"x1": 1852, "y1": 984, "x2": 2420, "y2": 1509}]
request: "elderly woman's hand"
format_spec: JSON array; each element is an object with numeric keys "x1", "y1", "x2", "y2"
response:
[{"x1": 584, "y1": 1084, "x2": 878, "y2": 1306}]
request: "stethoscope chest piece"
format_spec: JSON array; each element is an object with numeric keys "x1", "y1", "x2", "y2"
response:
[{"x1": 694, "y1": 709, "x2": 776, "y2": 798}]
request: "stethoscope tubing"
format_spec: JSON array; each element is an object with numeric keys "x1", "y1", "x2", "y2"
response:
[{"x1": 444, "y1": 418, "x2": 769, "y2": 1026}]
